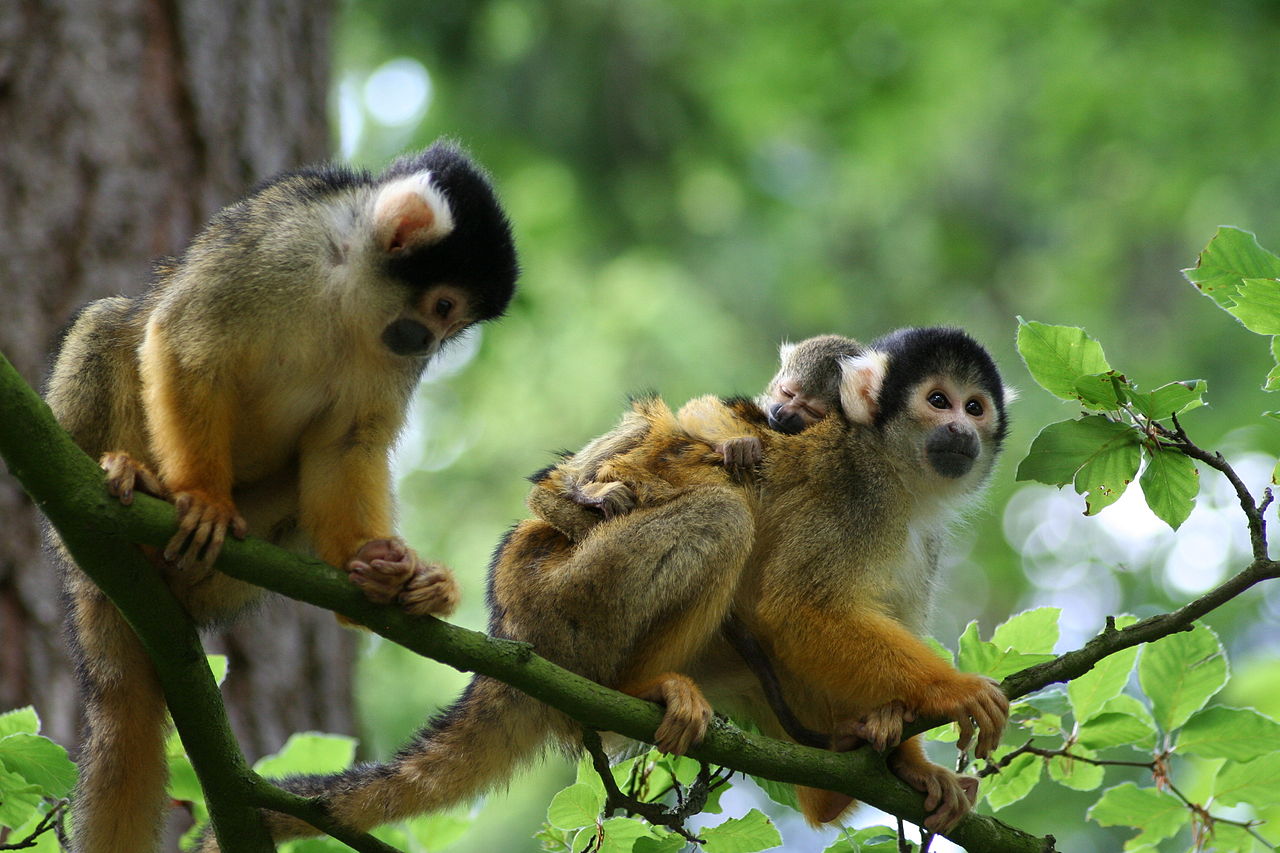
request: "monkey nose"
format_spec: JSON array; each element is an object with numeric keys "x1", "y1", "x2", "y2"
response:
[
  {"x1": 381, "y1": 318, "x2": 435, "y2": 356},
  {"x1": 767, "y1": 405, "x2": 807, "y2": 435}
]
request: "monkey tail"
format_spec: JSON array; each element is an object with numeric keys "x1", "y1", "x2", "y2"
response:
[
  {"x1": 66, "y1": 585, "x2": 171, "y2": 853},
  {"x1": 202, "y1": 674, "x2": 553, "y2": 847}
]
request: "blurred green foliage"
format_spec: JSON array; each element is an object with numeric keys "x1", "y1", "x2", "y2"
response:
[{"x1": 331, "y1": 1, "x2": 1280, "y2": 850}]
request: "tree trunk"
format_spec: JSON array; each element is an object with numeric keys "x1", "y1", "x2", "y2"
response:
[{"x1": 0, "y1": 0, "x2": 349, "y2": 762}]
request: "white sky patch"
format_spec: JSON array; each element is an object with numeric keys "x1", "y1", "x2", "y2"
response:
[
  {"x1": 363, "y1": 57, "x2": 432, "y2": 128},
  {"x1": 336, "y1": 73, "x2": 365, "y2": 159},
  {"x1": 1004, "y1": 451, "x2": 1272, "y2": 647}
]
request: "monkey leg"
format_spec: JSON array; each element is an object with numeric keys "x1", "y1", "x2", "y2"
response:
[
  {"x1": 624, "y1": 673, "x2": 713, "y2": 756},
  {"x1": 494, "y1": 484, "x2": 756, "y2": 689},
  {"x1": 64, "y1": 574, "x2": 171, "y2": 853},
  {"x1": 763, "y1": 605, "x2": 1009, "y2": 759}
]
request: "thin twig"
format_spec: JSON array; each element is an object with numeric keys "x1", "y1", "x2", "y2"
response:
[
  {"x1": 581, "y1": 729, "x2": 707, "y2": 844},
  {"x1": 0, "y1": 800, "x2": 68, "y2": 851}
]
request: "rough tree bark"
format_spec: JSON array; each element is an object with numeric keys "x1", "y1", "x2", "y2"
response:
[{"x1": 0, "y1": 0, "x2": 349, "y2": 761}]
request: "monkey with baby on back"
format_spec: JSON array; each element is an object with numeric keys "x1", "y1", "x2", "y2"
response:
[
  {"x1": 43, "y1": 138, "x2": 1013, "y2": 850},
  {"x1": 192, "y1": 325, "x2": 1012, "y2": 847}
]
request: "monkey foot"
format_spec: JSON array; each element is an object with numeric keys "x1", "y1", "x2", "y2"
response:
[
  {"x1": 165, "y1": 489, "x2": 248, "y2": 573},
  {"x1": 347, "y1": 537, "x2": 459, "y2": 617},
  {"x1": 889, "y1": 753, "x2": 978, "y2": 835},
  {"x1": 939, "y1": 675, "x2": 1009, "y2": 760},
  {"x1": 627, "y1": 673, "x2": 713, "y2": 756},
  {"x1": 100, "y1": 451, "x2": 170, "y2": 506},
  {"x1": 571, "y1": 480, "x2": 636, "y2": 520},
  {"x1": 833, "y1": 699, "x2": 914, "y2": 752}
]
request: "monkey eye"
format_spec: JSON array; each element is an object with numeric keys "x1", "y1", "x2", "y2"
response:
[
  {"x1": 965, "y1": 399, "x2": 984, "y2": 417},
  {"x1": 779, "y1": 385, "x2": 797, "y2": 400},
  {"x1": 927, "y1": 391, "x2": 949, "y2": 410},
  {"x1": 434, "y1": 297, "x2": 455, "y2": 318}
]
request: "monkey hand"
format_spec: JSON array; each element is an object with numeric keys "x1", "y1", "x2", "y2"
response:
[
  {"x1": 713, "y1": 436, "x2": 762, "y2": 474},
  {"x1": 832, "y1": 700, "x2": 915, "y2": 752},
  {"x1": 628, "y1": 673, "x2": 713, "y2": 756},
  {"x1": 570, "y1": 479, "x2": 637, "y2": 520},
  {"x1": 888, "y1": 751, "x2": 978, "y2": 834},
  {"x1": 100, "y1": 451, "x2": 171, "y2": 505},
  {"x1": 164, "y1": 489, "x2": 248, "y2": 573},
  {"x1": 347, "y1": 537, "x2": 459, "y2": 617},
  {"x1": 931, "y1": 675, "x2": 1009, "y2": 760}
]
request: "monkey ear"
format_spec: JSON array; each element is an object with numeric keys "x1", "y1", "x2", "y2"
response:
[
  {"x1": 372, "y1": 173, "x2": 456, "y2": 254},
  {"x1": 777, "y1": 340, "x2": 797, "y2": 362},
  {"x1": 838, "y1": 351, "x2": 888, "y2": 424},
  {"x1": 1002, "y1": 384, "x2": 1020, "y2": 403}
]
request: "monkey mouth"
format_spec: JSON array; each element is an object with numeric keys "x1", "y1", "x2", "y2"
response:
[{"x1": 927, "y1": 449, "x2": 977, "y2": 479}]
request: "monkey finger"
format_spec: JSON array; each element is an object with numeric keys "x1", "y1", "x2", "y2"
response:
[
  {"x1": 921, "y1": 770, "x2": 942, "y2": 813},
  {"x1": 953, "y1": 716, "x2": 975, "y2": 753},
  {"x1": 958, "y1": 774, "x2": 979, "y2": 806}
]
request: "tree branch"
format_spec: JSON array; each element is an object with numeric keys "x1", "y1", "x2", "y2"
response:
[{"x1": 0, "y1": 350, "x2": 1052, "y2": 853}]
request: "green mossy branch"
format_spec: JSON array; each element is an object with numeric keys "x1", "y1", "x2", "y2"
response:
[{"x1": 0, "y1": 349, "x2": 1052, "y2": 852}]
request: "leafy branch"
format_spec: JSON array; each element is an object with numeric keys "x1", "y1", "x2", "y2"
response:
[{"x1": 0, "y1": 349, "x2": 1052, "y2": 851}]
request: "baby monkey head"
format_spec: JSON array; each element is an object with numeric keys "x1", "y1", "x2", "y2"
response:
[
  {"x1": 764, "y1": 334, "x2": 865, "y2": 434},
  {"x1": 369, "y1": 141, "x2": 518, "y2": 357},
  {"x1": 839, "y1": 326, "x2": 1010, "y2": 487}
]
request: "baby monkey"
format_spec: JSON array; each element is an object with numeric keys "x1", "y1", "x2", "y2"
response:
[{"x1": 527, "y1": 333, "x2": 864, "y2": 538}]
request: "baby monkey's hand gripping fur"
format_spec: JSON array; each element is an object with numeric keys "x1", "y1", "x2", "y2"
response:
[
  {"x1": 46, "y1": 142, "x2": 518, "y2": 853},
  {"x1": 209, "y1": 328, "x2": 1010, "y2": 845}
]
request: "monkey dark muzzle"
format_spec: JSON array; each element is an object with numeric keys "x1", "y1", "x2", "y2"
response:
[
  {"x1": 925, "y1": 426, "x2": 980, "y2": 479},
  {"x1": 382, "y1": 318, "x2": 435, "y2": 356},
  {"x1": 766, "y1": 404, "x2": 808, "y2": 435}
]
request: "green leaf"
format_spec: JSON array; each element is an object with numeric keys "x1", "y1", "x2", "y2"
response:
[
  {"x1": 991, "y1": 607, "x2": 1061, "y2": 655},
  {"x1": 206, "y1": 654, "x2": 229, "y2": 687},
  {"x1": 1178, "y1": 706, "x2": 1280, "y2": 762},
  {"x1": 1126, "y1": 380, "x2": 1207, "y2": 420},
  {"x1": 0, "y1": 708, "x2": 39, "y2": 738},
  {"x1": 1067, "y1": 618, "x2": 1140, "y2": 724},
  {"x1": 1015, "y1": 319, "x2": 1113, "y2": 402},
  {"x1": 982, "y1": 752, "x2": 1042, "y2": 811},
  {"x1": 1268, "y1": 337, "x2": 1280, "y2": 392},
  {"x1": 1183, "y1": 226, "x2": 1280, "y2": 309},
  {"x1": 1138, "y1": 624, "x2": 1229, "y2": 732},
  {"x1": 597, "y1": 816, "x2": 653, "y2": 852},
  {"x1": 1072, "y1": 371, "x2": 1128, "y2": 411},
  {"x1": 635, "y1": 834, "x2": 689, "y2": 853},
  {"x1": 404, "y1": 810, "x2": 474, "y2": 852},
  {"x1": 1047, "y1": 748, "x2": 1106, "y2": 791},
  {"x1": 1138, "y1": 447, "x2": 1198, "y2": 530},
  {"x1": 547, "y1": 783, "x2": 604, "y2": 831},
  {"x1": 0, "y1": 734, "x2": 77, "y2": 797},
  {"x1": 0, "y1": 763, "x2": 43, "y2": 829},
  {"x1": 822, "y1": 827, "x2": 900, "y2": 852},
  {"x1": 1214, "y1": 756, "x2": 1280, "y2": 807},
  {"x1": 751, "y1": 773, "x2": 799, "y2": 810},
  {"x1": 922, "y1": 635, "x2": 955, "y2": 666},
  {"x1": 1077, "y1": 711, "x2": 1157, "y2": 751},
  {"x1": 1227, "y1": 278, "x2": 1280, "y2": 335},
  {"x1": 1017, "y1": 416, "x2": 1142, "y2": 513},
  {"x1": 699, "y1": 809, "x2": 782, "y2": 853},
  {"x1": 252, "y1": 733, "x2": 357, "y2": 778},
  {"x1": 956, "y1": 621, "x2": 1054, "y2": 680},
  {"x1": 1088, "y1": 782, "x2": 1186, "y2": 847}
]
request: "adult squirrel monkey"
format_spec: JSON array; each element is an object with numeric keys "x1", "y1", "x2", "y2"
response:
[
  {"x1": 45, "y1": 141, "x2": 518, "y2": 853},
  {"x1": 198, "y1": 326, "x2": 1009, "y2": 846}
]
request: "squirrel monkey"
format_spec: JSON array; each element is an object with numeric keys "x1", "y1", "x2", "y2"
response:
[
  {"x1": 526, "y1": 333, "x2": 864, "y2": 538},
  {"x1": 196, "y1": 326, "x2": 1008, "y2": 846},
  {"x1": 45, "y1": 141, "x2": 518, "y2": 853}
]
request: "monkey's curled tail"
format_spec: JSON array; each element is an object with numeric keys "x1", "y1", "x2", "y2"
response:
[{"x1": 202, "y1": 675, "x2": 553, "y2": 848}]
